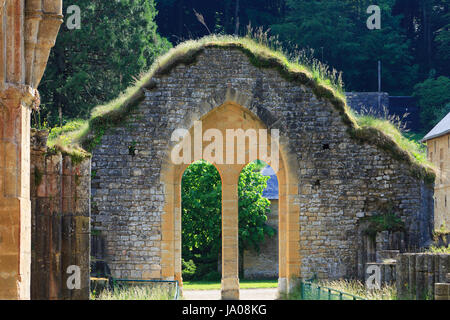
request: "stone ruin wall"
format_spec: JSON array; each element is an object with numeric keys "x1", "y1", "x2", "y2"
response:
[
  {"x1": 90, "y1": 47, "x2": 434, "y2": 281},
  {"x1": 30, "y1": 129, "x2": 91, "y2": 300},
  {"x1": 396, "y1": 253, "x2": 450, "y2": 300}
]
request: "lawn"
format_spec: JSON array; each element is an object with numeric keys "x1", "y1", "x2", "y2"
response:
[{"x1": 183, "y1": 279, "x2": 278, "y2": 290}]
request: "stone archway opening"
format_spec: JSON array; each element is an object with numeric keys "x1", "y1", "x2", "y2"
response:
[
  {"x1": 238, "y1": 161, "x2": 280, "y2": 285},
  {"x1": 160, "y1": 101, "x2": 300, "y2": 300},
  {"x1": 180, "y1": 160, "x2": 222, "y2": 284}
]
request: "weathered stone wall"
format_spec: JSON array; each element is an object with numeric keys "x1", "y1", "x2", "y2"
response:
[
  {"x1": 91, "y1": 47, "x2": 434, "y2": 282},
  {"x1": 396, "y1": 253, "x2": 450, "y2": 299},
  {"x1": 30, "y1": 130, "x2": 91, "y2": 300},
  {"x1": 243, "y1": 200, "x2": 278, "y2": 279}
]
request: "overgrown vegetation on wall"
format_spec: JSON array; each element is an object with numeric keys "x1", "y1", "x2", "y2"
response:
[{"x1": 46, "y1": 32, "x2": 435, "y2": 183}]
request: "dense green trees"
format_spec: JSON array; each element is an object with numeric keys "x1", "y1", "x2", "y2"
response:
[
  {"x1": 270, "y1": 0, "x2": 418, "y2": 94},
  {"x1": 413, "y1": 76, "x2": 450, "y2": 129},
  {"x1": 37, "y1": 0, "x2": 171, "y2": 126},
  {"x1": 181, "y1": 161, "x2": 274, "y2": 280}
]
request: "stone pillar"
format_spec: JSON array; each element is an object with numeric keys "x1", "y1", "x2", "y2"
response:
[
  {"x1": 220, "y1": 167, "x2": 240, "y2": 300},
  {"x1": 0, "y1": 0, "x2": 62, "y2": 300},
  {"x1": 0, "y1": 86, "x2": 37, "y2": 300}
]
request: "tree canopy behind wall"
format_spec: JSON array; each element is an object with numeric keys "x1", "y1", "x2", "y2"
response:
[
  {"x1": 37, "y1": 0, "x2": 171, "y2": 126},
  {"x1": 156, "y1": 0, "x2": 449, "y2": 97}
]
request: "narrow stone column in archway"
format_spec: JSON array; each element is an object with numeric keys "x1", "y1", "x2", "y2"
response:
[{"x1": 220, "y1": 170, "x2": 240, "y2": 300}]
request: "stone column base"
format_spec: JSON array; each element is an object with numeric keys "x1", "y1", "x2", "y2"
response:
[
  {"x1": 278, "y1": 277, "x2": 301, "y2": 297},
  {"x1": 221, "y1": 277, "x2": 239, "y2": 300},
  {"x1": 278, "y1": 277, "x2": 287, "y2": 295},
  {"x1": 288, "y1": 277, "x2": 301, "y2": 293},
  {"x1": 435, "y1": 283, "x2": 450, "y2": 300}
]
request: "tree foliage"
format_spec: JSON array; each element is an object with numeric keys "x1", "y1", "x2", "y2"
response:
[
  {"x1": 181, "y1": 161, "x2": 274, "y2": 280},
  {"x1": 238, "y1": 162, "x2": 274, "y2": 254},
  {"x1": 270, "y1": 0, "x2": 420, "y2": 94},
  {"x1": 181, "y1": 161, "x2": 222, "y2": 257},
  {"x1": 413, "y1": 76, "x2": 450, "y2": 129},
  {"x1": 37, "y1": 0, "x2": 171, "y2": 126}
]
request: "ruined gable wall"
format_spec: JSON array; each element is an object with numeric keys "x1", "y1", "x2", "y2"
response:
[{"x1": 91, "y1": 48, "x2": 433, "y2": 280}]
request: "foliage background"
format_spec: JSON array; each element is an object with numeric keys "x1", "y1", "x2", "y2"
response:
[
  {"x1": 37, "y1": 0, "x2": 171, "y2": 126},
  {"x1": 181, "y1": 161, "x2": 274, "y2": 280}
]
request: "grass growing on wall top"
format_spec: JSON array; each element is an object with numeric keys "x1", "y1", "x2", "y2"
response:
[
  {"x1": 47, "y1": 31, "x2": 345, "y2": 153},
  {"x1": 46, "y1": 32, "x2": 434, "y2": 182},
  {"x1": 426, "y1": 245, "x2": 450, "y2": 254},
  {"x1": 356, "y1": 115, "x2": 428, "y2": 164}
]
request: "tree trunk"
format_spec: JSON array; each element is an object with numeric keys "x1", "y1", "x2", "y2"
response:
[{"x1": 234, "y1": 0, "x2": 240, "y2": 35}]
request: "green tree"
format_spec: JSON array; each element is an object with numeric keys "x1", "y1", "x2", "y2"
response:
[
  {"x1": 238, "y1": 162, "x2": 274, "y2": 254},
  {"x1": 435, "y1": 11, "x2": 450, "y2": 75},
  {"x1": 181, "y1": 161, "x2": 222, "y2": 259},
  {"x1": 238, "y1": 162, "x2": 274, "y2": 276},
  {"x1": 270, "y1": 0, "x2": 418, "y2": 94},
  {"x1": 38, "y1": 0, "x2": 171, "y2": 126},
  {"x1": 181, "y1": 160, "x2": 274, "y2": 280},
  {"x1": 413, "y1": 75, "x2": 450, "y2": 130}
]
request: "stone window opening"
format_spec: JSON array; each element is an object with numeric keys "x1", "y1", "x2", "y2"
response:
[{"x1": 322, "y1": 143, "x2": 330, "y2": 150}]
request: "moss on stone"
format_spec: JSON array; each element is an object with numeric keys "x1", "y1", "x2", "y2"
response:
[
  {"x1": 362, "y1": 212, "x2": 405, "y2": 239},
  {"x1": 34, "y1": 167, "x2": 43, "y2": 187}
]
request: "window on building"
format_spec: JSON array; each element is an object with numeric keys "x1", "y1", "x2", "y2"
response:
[
  {"x1": 430, "y1": 152, "x2": 433, "y2": 162},
  {"x1": 435, "y1": 141, "x2": 437, "y2": 153},
  {"x1": 440, "y1": 148, "x2": 444, "y2": 160},
  {"x1": 445, "y1": 195, "x2": 447, "y2": 208},
  {"x1": 440, "y1": 163, "x2": 444, "y2": 184}
]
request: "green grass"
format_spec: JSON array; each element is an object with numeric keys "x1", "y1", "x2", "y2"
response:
[
  {"x1": 45, "y1": 31, "x2": 435, "y2": 183},
  {"x1": 355, "y1": 115, "x2": 428, "y2": 165},
  {"x1": 318, "y1": 279, "x2": 397, "y2": 300},
  {"x1": 426, "y1": 244, "x2": 450, "y2": 254},
  {"x1": 91, "y1": 284, "x2": 177, "y2": 300},
  {"x1": 183, "y1": 279, "x2": 278, "y2": 290},
  {"x1": 285, "y1": 279, "x2": 397, "y2": 300}
]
